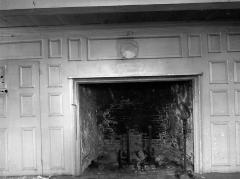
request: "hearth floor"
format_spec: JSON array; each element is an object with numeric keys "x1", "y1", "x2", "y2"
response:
[
  {"x1": 2, "y1": 173, "x2": 240, "y2": 179},
  {"x1": 79, "y1": 167, "x2": 177, "y2": 179},
  {"x1": 54, "y1": 172, "x2": 240, "y2": 179}
]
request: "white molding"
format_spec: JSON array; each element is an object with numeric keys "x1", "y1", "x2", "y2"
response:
[
  {"x1": 210, "y1": 121, "x2": 230, "y2": 166},
  {"x1": 21, "y1": 127, "x2": 37, "y2": 170},
  {"x1": 49, "y1": 127, "x2": 65, "y2": 170},
  {"x1": 207, "y1": 33, "x2": 222, "y2": 53},
  {"x1": 210, "y1": 89, "x2": 229, "y2": 116},
  {"x1": 20, "y1": 93, "x2": 35, "y2": 117},
  {"x1": 209, "y1": 60, "x2": 228, "y2": 84},
  {"x1": 87, "y1": 35, "x2": 183, "y2": 60},
  {"x1": 48, "y1": 39, "x2": 62, "y2": 58},
  {"x1": 48, "y1": 92, "x2": 63, "y2": 116},
  {"x1": 72, "y1": 75, "x2": 202, "y2": 174},
  {"x1": 68, "y1": 38, "x2": 83, "y2": 61},
  {"x1": 187, "y1": 34, "x2": 202, "y2": 57},
  {"x1": 227, "y1": 32, "x2": 240, "y2": 52},
  {"x1": 0, "y1": 128, "x2": 8, "y2": 171},
  {"x1": 19, "y1": 65, "x2": 34, "y2": 88},
  {"x1": 0, "y1": 40, "x2": 43, "y2": 60},
  {"x1": 48, "y1": 64, "x2": 62, "y2": 88}
]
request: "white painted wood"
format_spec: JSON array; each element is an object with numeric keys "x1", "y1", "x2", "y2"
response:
[
  {"x1": 210, "y1": 89, "x2": 229, "y2": 116},
  {"x1": 49, "y1": 127, "x2": 64, "y2": 170},
  {"x1": 68, "y1": 38, "x2": 83, "y2": 61},
  {"x1": 48, "y1": 93, "x2": 63, "y2": 116},
  {"x1": 0, "y1": 40, "x2": 43, "y2": 59},
  {"x1": 21, "y1": 128, "x2": 37, "y2": 170},
  {"x1": 1, "y1": 23, "x2": 240, "y2": 175},
  {"x1": 88, "y1": 35, "x2": 182, "y2": 60},
  {"x1": 48, "y1": 39, "x2": 62, "y2": 58},
  {"x1": 211, "y1": 122, "x2": 230, "y2": 166},
  {"x1": 1, "y1": 0, "x2": 240, "y2": 10},
  {"x1": 4, "y1": 61, "x2": 42, "y2": 176},
  {"x1": 208, "y1": 33, "x2": 222, "y2": 53},
  {"x1": 209, "y1": 61, "x2": 228, "y2": 84},
  {"x1": 19, "y1": 65, "x2": 34, "y2": 88},
  {"x1": 234, "y1": 61, "x2": 240, "y2": 83},
  {"x1": 188, "y1": 34, "x2": 202, "y2": 57},
  {"x1": 20, "y1": 93, "x2": 35, "y2": 117},
  {"x1": 48, "y1": 64, "x2": 62, "y2": 87},
  {"x1": 0, "y1": 128, "x2": 7, "y2": 171},
  {"x1": 0, "y1": 94, "x2": 7, "y2": 117}
]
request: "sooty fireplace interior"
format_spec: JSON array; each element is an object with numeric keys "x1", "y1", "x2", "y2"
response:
[{"x1": 79, "y1": 80, "x2": 193, "y2": 175}]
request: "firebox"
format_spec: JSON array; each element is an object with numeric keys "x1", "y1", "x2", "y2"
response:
[{"x1": 77, "y1": 78, "x2": 195, "y2": 176}]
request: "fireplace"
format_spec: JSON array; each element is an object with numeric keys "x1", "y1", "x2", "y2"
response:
[{"x1": 77, "y1": 78, "x2": 195, "y2": 176}]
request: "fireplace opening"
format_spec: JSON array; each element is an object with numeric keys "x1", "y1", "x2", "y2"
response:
[{"x1": 78, "y1": 80, "x2": 194, "y2": 175}]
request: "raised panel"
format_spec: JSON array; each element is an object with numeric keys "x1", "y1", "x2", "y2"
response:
[
  {"x1": 234, "y1": 61, "x2": 240, "y2": 83},
  {"x1": 48, "y1": 93, "x2": 63, "y2": 116},
  {"x1": 211, "y1": 122, "x2": 230, "y2": 166},
  {"x1": 20, "y1": 93, "x2": 35, "y2": 117},
  {"x1": 0, "y1": 129, "x2": 7, "y2": 170},
  {"x1": 88, "y1": 36, "x2": 182, "y2": 60},
  {"x1": 49, "y1": 127, "x2": 64, "y2": 169},
  {"x1": 0, "y1": 66, "x2": 6, "y2": 88},
  {"x1": 68, "y1": 38, "x2": 82, "y2": 60},
  {"x1": 236, "y1": 122, "x2": 240, "y2": 165},
  {"x1": 210, "y1": 90, "x2": 229, "y2": 116},
  {"x1": 48, "y1": 39, "x2": 62, "y2": 58},
  {"x1": 188, "y1": 34, "x2": 202, "y2": 57},
  {"x1": 209, "y1": 61, "x2": 228, "y2": 84},
  {"x1": 0, "y1": 40, "x2": 43, "y2": 59},
  {"x1": 0, "y1": 94, "x2": 7, "y2": 117},
  {"x1": 21, "y1": 128, "x2": 36, "y2": 170},
  {"x1": 48, "y1": 64, "x2": 62, "y2": 87},
  {"x1": 208, "y1": 33, "x2": 221, "y2": 53},
  {"x1": 234, "y1": 90, "x2": 240, "y2": 115},
  {"x1": 19, "y1": 65, "x2": 33, "y2": 88},
  {"x1": 227, "y1": 33, "x2": 240, "y2": 52}
]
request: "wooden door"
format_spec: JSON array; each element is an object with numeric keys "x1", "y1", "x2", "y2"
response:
[{"x1": 0, "y1": 61, "x2": 42, "y2": 176}]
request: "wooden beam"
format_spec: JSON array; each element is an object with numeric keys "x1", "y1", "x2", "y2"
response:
[{"x1": 1, "y1": 0, "x2": 240, "y2": 11}]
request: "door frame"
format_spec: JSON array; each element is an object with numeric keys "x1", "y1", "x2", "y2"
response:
[{"x1": 70, "y1": 74, "x2": 203, "y2": 175}]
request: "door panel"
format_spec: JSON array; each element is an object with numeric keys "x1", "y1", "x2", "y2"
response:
[{"x1": 0, "y1": 61, "x2": 42, "y2": 175}]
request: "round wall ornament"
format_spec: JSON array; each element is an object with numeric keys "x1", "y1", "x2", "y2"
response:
[{"x1": 119, "y1": 39, "x2": 138, "y2": 59}]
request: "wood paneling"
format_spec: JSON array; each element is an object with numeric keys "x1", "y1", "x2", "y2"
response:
[
  {"x1": 48, "y1": 93, "x2": 63, "y2": 116},
  {"x1": 208, "y1": 33, "x2": 221, "y2": 53},
  {"x1": 68, "y1": 38, "x2": 82, "y2": 60},
  {"x1": 2, "y1": 24, "x2": 240, "y2": 175},
  {"x1": 0, "y1": 40, "x2": 43, "y2": 59},
  {"x1": 211, "y1": 122, "x2": 230, "y2": 166},
  {"x1": 49, "y1": 127, "x2": 64, "y2": 170},
  {"x1": 19, "y1": 65, "x2": 34, "y2": 88},
  {"x1": 21, "y1": 128, "x2": 37, "y2": 170},
  {"x1": 48, "y1": 64, "x2": 62, "y2": 87},
  {"x1": 188, "y1": 34, "x2": 201, "y2": 57},
  {"x1": 0, "y1": 129, "x2": 7, "y2": 170},
  {"x1": 48, "y1": 39, "x2": 62, "y2": 58},
  {"x1": 210, "y1": 89, "x2": 229, "y2": 116},
  {"x1": 20, "y1": 93, "x2": 35, "y2": 117},
  {"x1": 236, "y1": 122, "x2": 240, "y2": 166},
  {"x1": 0, "y1": 94, "x2": 7, "y2": 117},
  {"x1": 209, "y1": 61, "x2": 228, "y2": 84},
  {"x1": 227, "y1": 33, "x2": 240, "y2": 52},
  {"x1": 88, "y1": 36, "x2": 182, "y2": 60},
  {"x1": 234, "y1": 61, "x2": 240, "y2": 83}
]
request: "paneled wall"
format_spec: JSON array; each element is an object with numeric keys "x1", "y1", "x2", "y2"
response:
[{"x1": 0, "y1": 23, "x2": 240, "y2": 175}]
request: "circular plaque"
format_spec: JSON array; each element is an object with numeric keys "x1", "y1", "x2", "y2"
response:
[{"x1": 119, "y1": 40, "x2": 138, "y2": 59}]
